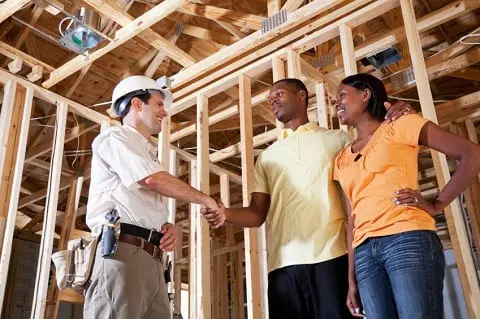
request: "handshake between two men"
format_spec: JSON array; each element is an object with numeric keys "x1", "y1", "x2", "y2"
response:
[{"x1": 201, "y1": 200, "x2": 227, "y2": 229}]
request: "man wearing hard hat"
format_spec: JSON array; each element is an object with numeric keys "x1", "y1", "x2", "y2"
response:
[{"x1": 84, "y1": 75, "x2": 219, "y2": 318}]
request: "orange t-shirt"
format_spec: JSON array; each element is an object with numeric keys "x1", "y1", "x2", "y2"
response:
[{"x1": 333, "y1": 114, "x2": 436, "y2": 248}]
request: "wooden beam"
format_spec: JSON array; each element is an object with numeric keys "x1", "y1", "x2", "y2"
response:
[
  {"x1": 436, "y1": 90, "x2": 480, "y2": 124},
  {"x1": 42, "y1": 0, "x2": 187, "y2": 88},
  {"x1": 183, "y1": 24, "x2": 236, "y2": 46},
  {"x1": 400, "y1": 0, "x2": 480, "y2": 317},
  {"x1": 170, "y1": 145, "x2": 242, "y2": 184},
  {"x1": 14, "y1": 5, "x2": 44, "y2": 49},
  {"x1": 46, "y1": 176, "x2": 84, "y2": 318},
  {"x1": 188, "y1": 160, "x2": 198, "y2": 319},
  {"x1": 170, "y1": 89, "x2": 269, "y2": 142},
  {"x1": 158, "y1": 117, "x2": 171, "y2": 168},
  {"x1": 281, "y1": 0, "x2": 304, "y2": 13},
  {"x1": 0, "y1": 0, "x2": 32, "y2": 24},
  {"x1": 209, "y1": 129, "x2": 279, "y2": 163},
  {"x1": 0, "y1": 41, "x2": 54, "y2": 72},
  {"x1": 465, "y1": 120, "x2": 480, "y2": 183},
  {"x1": 0, "y1": 69, "x2": 110, "y2": 124},
  {"x1": 66, "y1": 64, "x2": 92, "y2": 98},
  {"x1": 315, "y1": 83, "x2": 328, "y2": 128},
  {"x1": 287, "y1": 49, "x2": 302, "y2": 78},
  {"x1": 386, "y1": 46, "x2": 480, "y2": 94},
  {"x1": 239, "y1": 73, "x2": 268, "y2": 319},
  {"x1": 31, "y1": 101, "x2": 68, "y2": 319},
  {"x1": 449, "y1": 68, "x2": 480, "y2": 82},
  {"x1": 27, "y1": 65, "x2": 43, "y2": 82},
  {"x1": 87, "y1": 0, "x2": 194, "y2": 68},
  {"x1": 7, "y1": 57, "x2": 22, "y2": 74},
  {"x1": 178, "y1": 3, "x2": 264, "y2": 30},
  {"x1": 171, "y1": 0, "x2": 347, "y2": 91},
  {"x1": 339, "y1": 24, "x2": 357, "y2": 76},
  {"x1": 267, "y1": 0, "x2": 282, "y2": 15},
  {"x1": 195, "y1": 94, "x2": 211, "y2": 318},
  {"x1": 0, "y1": 87, "x2": 33, "y2": 311},
  {"x1": 144, "y1": 23, "x2": 184, "y2": 77},
  {"x1": 354, "y1": 0, "x2": 479, "y2": 63},
  {"x1": 272, "y1": 56, "x2": 285, "y2": 129},
  {"x1": 216, "y1": 21, "x2": 243, "y2": 40}
]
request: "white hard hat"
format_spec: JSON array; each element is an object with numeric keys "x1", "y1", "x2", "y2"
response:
[{"x1": 110, "y1": 75, "x2": 173, "y2": 118}]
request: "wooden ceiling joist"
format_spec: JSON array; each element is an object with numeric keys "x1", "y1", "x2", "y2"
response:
[
  {"x1": 0, "y1": 0, "x2": 32, "y2": 25},
  {"x1": 354, "y1": 0, "x2": 479, "y2": 63},
  {"x1": 82, "y1": 0, "x2": 195, "y2": 68},
  {"x1": 170, "y1": 0, "x2": 347, "y2": 91},
  {"x1": 281, "y1": 0, "x2": 304, "y2": 14},
  {"x1": 0, "y1": 41, "x2": 54, "y2": 72},
  {"x1": 42, "y1": 0, "x2": 186, "y2": 89},
  {"x1": 178, "y1": 3, "x2": 264, "y2": 31}
]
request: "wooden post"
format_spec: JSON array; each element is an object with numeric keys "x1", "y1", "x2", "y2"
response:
[
  {"x1": 315, "y1": 83, "x2": 329, "y2": 128},
  {"x1": 196, "y1": 94, "x2": 212, "y2": 319},
  {"x1": 221, "y1": 175, "x2": 244, "y2": 319},
  {"x1": 267, "y1": 0, "x2": 282, "y2": 16},
  {"x1": 465, "y1": 120, "x2": 480, "y2": 183},
  {"x1": 167, "y1": 149, "x2": 177, "y2": 316},
  {"x1": 0, "y1": 87, "x2": 33, "y2": 311},
  {"x1": 47, "y1": 176, "x2": 84, "y2": 319},
  {"x1": 339, "y1": 23, "x2": 357, "y2": 76},
  {"x1": 239, "y1": 73, "x2": 268, "y2": 319},
  {"x1": 31, "y1": 102, "x2": 68, "y2": 319},
  {"x1": 400, "y1": 0, "x2": 480, "y2": 317},
  {"x1": 0, "y1": 81, "x2": 22, "y2": 253},
  {"x1": 287, "y1": 50, "x2": 302, "y2": 79},
  {"x1": 173, "y1": 224, "x2": 183, "y2": 315},
  {"x1": 272, "y1": 56, "x2": 286, "y2": 129},
  {"x1": 189, "y1": 160, "x2": 198, "y2": 319},
  {"x1": 339, "y1": 23, "x2": 356, "y2": 133},
  {"x1": 159, "y1": 116, "x2": 171, "y2": 168}
]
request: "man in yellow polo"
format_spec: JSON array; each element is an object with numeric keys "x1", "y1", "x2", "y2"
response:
[{"x1": 202, "y1": 79, "x2": 412, "y2": 318}]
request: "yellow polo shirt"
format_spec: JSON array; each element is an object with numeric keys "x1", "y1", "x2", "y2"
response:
[{"x1": 254, "y1": 122, "x2": 352, "y2": 272}]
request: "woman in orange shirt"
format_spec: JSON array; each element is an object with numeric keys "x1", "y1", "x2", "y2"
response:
[{"x1": 333, "y1": 73, "x2": 480, "y2": 319}]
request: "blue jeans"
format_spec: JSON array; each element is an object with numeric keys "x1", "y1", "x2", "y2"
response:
[{"x1": 354, "y1": 230, "x2": 445, "y2": 319}]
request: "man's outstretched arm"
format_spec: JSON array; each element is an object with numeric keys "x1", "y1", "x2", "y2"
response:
[
  {"x1": 141, "y1": 171, "x2": 218, "y2": 211},
  {"x1": 202, "y1": 192, "x2": 270, "y2": 229}
]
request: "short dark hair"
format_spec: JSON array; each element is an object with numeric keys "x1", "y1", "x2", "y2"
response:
[
  {"x1": 115, "y1": 91, "x2": 152, "y2": 123},
  {"x1": 273, "y1": 78, "x2": 309, "y2": 107},
  {"x1": 341, "y1": 73, "x2": 387, "y2": 121}
]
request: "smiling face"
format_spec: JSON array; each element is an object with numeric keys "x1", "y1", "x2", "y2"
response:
[
  {"x1": 335, "y1": 83, "x2": 371, "y2": 126},
  {"x1": 133, "y1": 92, "x2": 168, "y2": 135},
  {"x1": 268, "y1": 81, "x2": 307, "y2": 123}
]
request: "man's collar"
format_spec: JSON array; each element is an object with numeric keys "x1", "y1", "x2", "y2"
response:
[
  {"x1": 279, "y1": 122, "x2": 322, "y2": 140},
  {"x1": 123, "y1": 124, "x2": 151, "y2": 143}
]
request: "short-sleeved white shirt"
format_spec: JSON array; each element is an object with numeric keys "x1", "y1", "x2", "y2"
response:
[{"x1": 86, "y1": 125, "x2": 169, "y2": 231}]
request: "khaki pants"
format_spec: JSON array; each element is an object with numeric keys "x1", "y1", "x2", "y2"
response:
[{"x1": 83, "y1": 241, "x2": 171, "y2": 319}]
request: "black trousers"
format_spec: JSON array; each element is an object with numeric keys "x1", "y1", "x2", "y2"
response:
[{"x1": 268, "y1": 254, "x2": 353, "y2": 319}]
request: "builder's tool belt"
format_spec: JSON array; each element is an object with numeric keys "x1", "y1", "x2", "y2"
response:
[
  {"x1": 117, "y1": 223, "x2": 164, "y2": 261},
  {"x1": 51, "y1": 235, "x2": 99, "y2": 291}
]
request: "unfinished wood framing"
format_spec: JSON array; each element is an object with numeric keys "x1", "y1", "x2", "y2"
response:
[
  {"x1": 239, "y1": 73, "x2": 268, "y2": 319},
  {"x1": 1, "y1": 1, "x2": 480, "y2": 318},
  {"x1": 0, "y1": 86, "x2": 33, "y2": 310},
  {"x1": 188, "y1": 160, "x2": 198, "y2": 319},
  {"x1": 195, "y1": 94, "x2": 212, "y2": 318},
  {"x1": 31, "y1": 102, "x2": 68, "y2": 319},
  {"x1": 399, "y1": 0, "x2": 480, "y2": 317}
]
